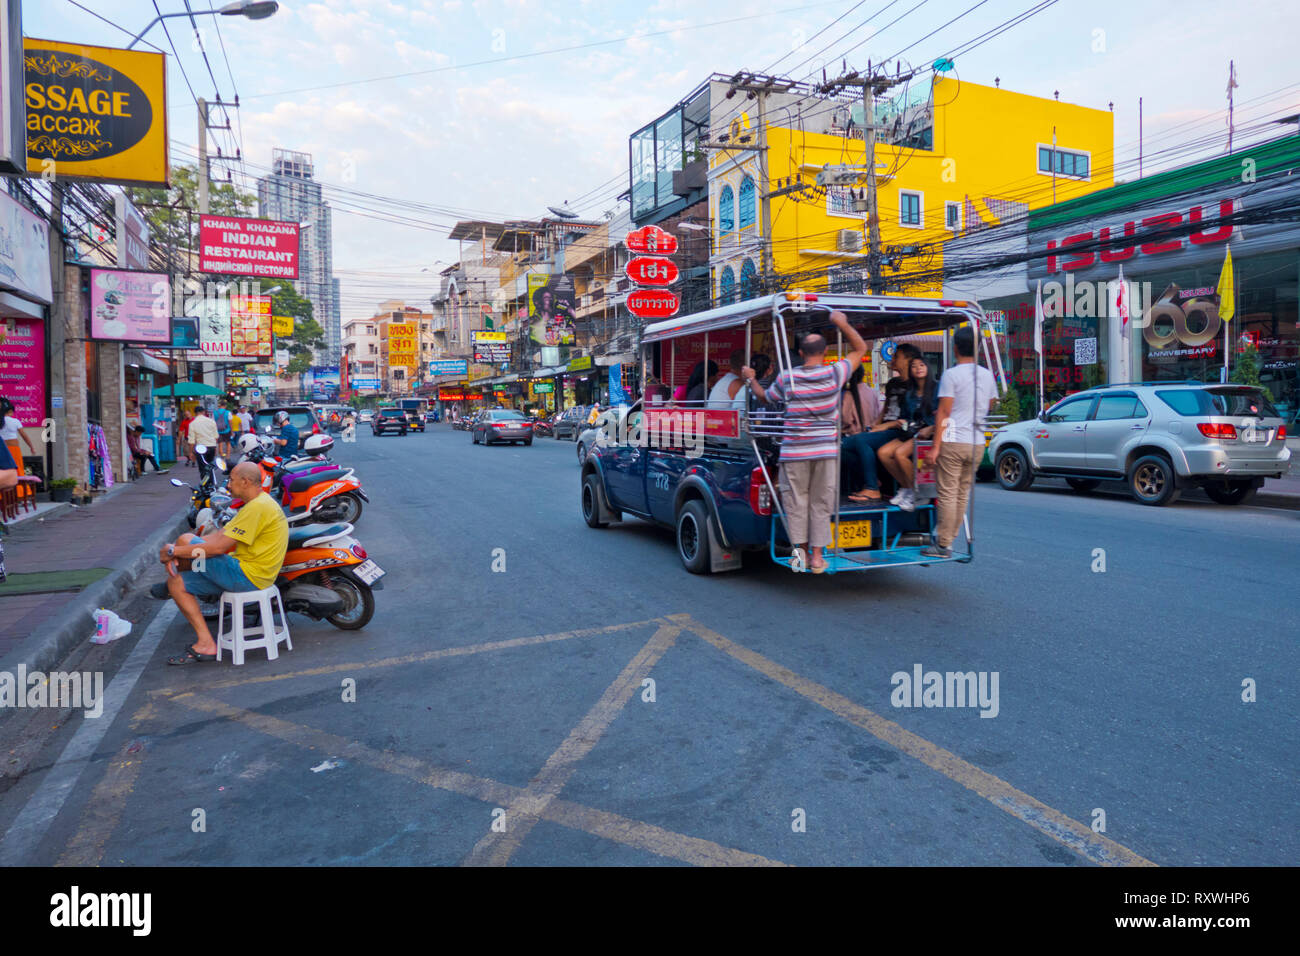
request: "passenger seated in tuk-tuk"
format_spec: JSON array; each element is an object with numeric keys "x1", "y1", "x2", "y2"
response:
[
  {"x1": 842, "y1": 343, "x2": 922, "y2": 503},
  {"x1": 876, "y1": 356, "x2": 938, "y2": 511}
]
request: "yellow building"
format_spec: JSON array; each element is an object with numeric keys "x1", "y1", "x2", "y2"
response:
[{"x1": 707, "y1": 76, "x2": 1114, "y2": 300}]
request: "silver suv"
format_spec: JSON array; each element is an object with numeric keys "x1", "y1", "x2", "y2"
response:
[{"x1": 989, "y1": 382, "x2": 1290, "y2": 506}]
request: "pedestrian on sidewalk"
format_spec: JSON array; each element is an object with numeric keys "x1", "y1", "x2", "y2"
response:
[
  {"x1": 0, "y1": 436, "x2": 17, "y2": 583},
  {"x1": 743, "y1": 310, "x2": 867, "y2": 573},
  {"x1": 0, "y1": 396, "x2": 36, "y2": 504},
  {"x1": 921, "y1": 327, "x2": 997, "y2": 559},
  {"x1": 188, "y1": 407, "x2": 220, "y2": 477},
  {"x1": 177, "y1": 408, "x2": 194, "y2": 466},
  {"x1": 155, "y1": 461, "x2": 289, "y2": 665},
  {"x1": 128, "y1": 425, "x2": 167, "y2": 475}
]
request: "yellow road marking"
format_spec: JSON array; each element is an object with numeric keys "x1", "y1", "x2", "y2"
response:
[
  {"x1": 462, "y1": 623, "x2": 682, "y2": 867},
  {"x1": 681, "y1": 617, "x2": 1156, "y2": 867},
  {"x1": 167, "y1": 691, "x2": 782, "y2": 866},
  {"x1": 154, "y1": 618, "x2": 661, "y2": 695},
  {"x1": 57, "y1": 739, "x2": 147, "y2": 868}
]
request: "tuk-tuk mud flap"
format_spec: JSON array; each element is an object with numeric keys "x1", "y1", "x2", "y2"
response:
[{"x1": 707, "y1": 516, "x2": 743, "y2": 572}]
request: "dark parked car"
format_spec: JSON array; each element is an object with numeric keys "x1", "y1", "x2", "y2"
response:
[
  {"x1": 371, "y1": 407, "x2": 409, "y2": 436},
  {"x1": 472, "y1": 409, "x2": 533, "y2": 446},
  {"x1": 553, "y1": 405, "x2": 593, "y2": 441}
]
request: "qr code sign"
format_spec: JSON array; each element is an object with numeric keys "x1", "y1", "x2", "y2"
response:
[{"x1": 1074, "y1": 336, "x2": 1098, "y2": 366}]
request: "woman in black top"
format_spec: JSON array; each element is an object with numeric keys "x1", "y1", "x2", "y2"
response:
[{"x1": 877, "y1": 357, "x2": 937, "y2": 510}]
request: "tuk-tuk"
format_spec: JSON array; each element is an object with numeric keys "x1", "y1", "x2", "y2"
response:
[{"x1": 580, "y1": 292, "x2": 989, "y2": 574}]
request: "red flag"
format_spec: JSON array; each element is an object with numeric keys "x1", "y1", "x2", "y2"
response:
[{"x1": 1117, "y1": 264, "x2": 1129, "y2": 326}]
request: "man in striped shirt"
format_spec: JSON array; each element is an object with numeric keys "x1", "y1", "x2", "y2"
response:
[{"x1": 743, "y1": 311, "x2": 867, "y2": 572}]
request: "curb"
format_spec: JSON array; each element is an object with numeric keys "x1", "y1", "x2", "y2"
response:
[{"x1": 0, "y1": 506, "x2": 189, "y2": 714}]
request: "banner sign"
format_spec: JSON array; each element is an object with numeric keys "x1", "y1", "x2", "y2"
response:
[
  {"x1": 627, "y1": 288, "x2": 679, "y2": 319},
  {"x1": 90, "y1": 267, "x2": 168, "y2": 343},
  {"x1": 352, "y1": 377, "x2": 380, "y2": 390},
  {"x1": 429, "y1": 359, "x2": 469, "y2": 376},
  {"x1": 387, "y1": 321, "x2": 418, "y2": 367},
  {"x1": 198, "y1": 215, "x2": 299, "y2": 279},
  {"x1": 438, "y1": 388, "x2": 466, "y2": 401},
  {"x1": 114, "y1": 191, "x2": 150, "y2": 269},
  {"x1": 271, "y1": 315, "x2": 294, "y2": 337},
  {"x1": 188, "y1": 292, "x2": 231, "y2": 357},
  {"x1": 567, "y1": 355, "x2": 592, "y2": 372},
  {"x1": 0, "y1": 187, "x2": 52, "y2": 304},
  {"x1": 231, "y1": 294, "x2": 272, "y2": 358},
  {"x1": 527, "y1": 273, "x2": 576, "y2": 346},
  {"x1": 531, "y1": 381, "x2": 554, "y2": 393},
  {"x1": 626, "y1": 225, "x2": 677, "y2": 255},
  {"x1": 626, "y1": 256, "x2": 678, "y2": 286},
  {"x1": 473, "y1": 329, "x2": 510, "y2": 364},
  {"x1": 643, "y1": 407, "x2": 739, "y2": 439},
  {"x1": 170, "y1": 315, "x2": 198, "y2": 349},
  {"x1": 23, "y1": 38, "x2": 168, "y2": 187},
  {"x1": 0, "y1": 315, "x2": 44, "y2": 422}
]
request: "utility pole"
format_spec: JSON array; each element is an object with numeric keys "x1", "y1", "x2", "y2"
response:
[
  {"x1": 1226, "y1": 60, "x2": 1238, "y2": 153},
  {"x1": 817, "y1": 64, "x2": 909, "y2": 294},
  {"x1": 198, "y1": 97, "x2": 209, "y2": 214}
]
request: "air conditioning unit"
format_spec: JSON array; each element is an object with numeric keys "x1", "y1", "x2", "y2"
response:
[{"x1": 836, "y1": 229, "x2": 864, "y2": 253}]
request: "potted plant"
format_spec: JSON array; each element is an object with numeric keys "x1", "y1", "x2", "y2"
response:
[{"x1": 49, "y1": 478, "x2": 78, "y2": 502}]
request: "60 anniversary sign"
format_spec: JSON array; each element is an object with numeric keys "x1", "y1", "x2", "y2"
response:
[{"x1": 23, "y1": 38, "x2": 168, "y2": 188}]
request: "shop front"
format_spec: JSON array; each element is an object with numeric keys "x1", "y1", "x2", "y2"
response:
[
  {"x1": 947, "y1": 138, "x2": 1300, "y2": 421},
  {"x1": 565, "y1": 355, "x2": 601, "y2": 405}
]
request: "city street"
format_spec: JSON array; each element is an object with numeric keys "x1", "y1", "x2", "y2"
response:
[{"x1": 2, "y1": 424, "x2": 1295, "y2": 867}]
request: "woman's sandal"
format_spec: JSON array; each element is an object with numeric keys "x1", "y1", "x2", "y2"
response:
[
  {"x1": 848, "y1": 490, "x2": 882, "y2": 502},
  {"x1": 167, "y1": 645, "x2": 217, "y2": 666}
]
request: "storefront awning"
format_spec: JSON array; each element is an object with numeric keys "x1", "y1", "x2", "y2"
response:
[
  {"x1": 125, "y1": 349, "x2": 171, "y2": 374},
  {"x1": 596, "y1": 352, "x2": 636, "y2": 366}
]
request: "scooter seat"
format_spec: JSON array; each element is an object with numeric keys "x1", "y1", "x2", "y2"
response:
[
  {"x1": 283, "y1": 457, "x2": 331, "y2": 472},
  {"x1": 286, "y1": 522, "x2": 350, "y2": 547},
  {"x1": 285, "y1": 468, "x2": 348, "y2": 493}
]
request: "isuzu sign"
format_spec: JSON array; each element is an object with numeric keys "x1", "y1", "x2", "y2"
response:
[
  {"x1": 625, "y1": 225, "x2": 677, "y2": 255},
  {"x1": 23, "y1": 39, "x2": 168, "y2": 188},
  {"x1": 199, "y1": 215, "x2": 300, "y2": 279},
  {"x1": 626, "y1": 256, "x2": 679, "y2": 286},
  {"x1": 627, "y1": 289, "x2": 679, "y2": 319},
  {"x1": 1046, "y1": 199, "x2": 1236, "y2": 273}
]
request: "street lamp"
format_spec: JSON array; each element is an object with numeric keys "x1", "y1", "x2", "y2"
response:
[{"x1": 128, "y1": 1, "x2": 280, "y2": 49}]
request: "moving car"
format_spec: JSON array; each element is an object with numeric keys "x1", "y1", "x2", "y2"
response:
[
  {"x1": 397, "y1": 398, "x2": 429, "y2": 432},
  {"x1": 371, "y1": 407, "x2": 409, "y2": 436},
  {"x1": 473, "y1": 409, "x2": 533, "y2": 445},
  {"x1": 988, "y1": 382, "x2": 1290, "y2": 506},
  {"x1": 358, "y1": 409, "x2": 374, "y2": 423},
  {"x1": 253, "y1": 405, "x2": 323, "y2": 437},
  {"x1": 553, "y1": 405, "x2": 593, "y2": 441}
]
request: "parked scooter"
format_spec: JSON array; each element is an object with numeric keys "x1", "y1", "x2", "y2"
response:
[
  {"x1": 188, "y1": 503, "x2": 383, "y2": 630},
  {"x1": 237, "y1": 431, "x2": 367, "y2": 523},
  {"x1": 181, "y1": 444, "x2": 227, "y2": 528}
]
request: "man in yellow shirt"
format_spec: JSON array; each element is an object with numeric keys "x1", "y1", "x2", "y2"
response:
[{"x1": 153, "y1": 461, "x2": 289, "y2": 665}]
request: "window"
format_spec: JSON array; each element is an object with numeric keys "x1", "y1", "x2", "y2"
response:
[
  {"x1": 719, "y1": 267, "x2": 736, "y2": 304},
  {"x1": 1038, "y1": 146, "x2": 1090, "y2": 179},
  {"x1": 899, "y1": 191, "x2": 922, "y2": 228},
  {"x1": 1093, "y1": 394, "x2": 1147, "y2": 420},
  {"x1": 1046, "y1": 396, "x2": 1094, "y2": 423},
  {"x1": 740, "y1": 258, "x2": 758, "y2": 299},
  {"x1": 945, "y1": 201, "x2": 962, "y2": 232},
  {"x1": 719, "y1": 185, "x2": 735, "y2": 235},
  {"x1": 738, "y1": 176, "x2": 756, "y2": 229}
]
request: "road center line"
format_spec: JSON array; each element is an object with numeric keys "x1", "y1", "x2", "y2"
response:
[
  {"x1": 0, "y1": 602, "x2": 180, "y2": 866},
  {"x1": 461, "y1": 622, "x2": 682, "y2": 867},
  {"x1": 680, "y1": 616, "x2": 1156, "y2": 867}
]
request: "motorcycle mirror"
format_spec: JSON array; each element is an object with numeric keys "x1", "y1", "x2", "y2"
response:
[
  {"x1": 264, "y1": 425, "x2": 272, "y2": 434},
  {"x1": 194, "y1": 444, "x2": 208, "y2": 455},
  {"x1": 215, "y1": 457, "x2": 228, "y2": 471},
  {"x1": 169, "y1": 478, "x2": 186, "y2": 487}
]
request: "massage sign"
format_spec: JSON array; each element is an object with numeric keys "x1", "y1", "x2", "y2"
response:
[
  {"x1": 199, "y1": 215, "x2": 301, "y2": 280},
  {"x1": 23, "y1": 39, "x2": 169, "y2": 188},
  {"x1": 625, "y1": 225, "x2": 680, "y2": 320}
]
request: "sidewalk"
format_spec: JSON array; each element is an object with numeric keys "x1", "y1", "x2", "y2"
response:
[{"x1": 0, "y1": 473, "x2": 189, "y2": 671}]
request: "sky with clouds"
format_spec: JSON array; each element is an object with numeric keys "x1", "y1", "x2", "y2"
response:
[{"x1": 29, "y1": 0, "x2": 1300, "y2": 320}]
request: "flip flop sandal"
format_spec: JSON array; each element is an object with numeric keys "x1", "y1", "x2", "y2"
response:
[{"x1": 167, "y1": 646, "x2": 217, "y2": 666}]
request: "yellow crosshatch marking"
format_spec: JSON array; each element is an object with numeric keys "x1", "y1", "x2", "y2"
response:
[{"x1": 63, "y1": 614, "x2": 1156, "y2": 867}]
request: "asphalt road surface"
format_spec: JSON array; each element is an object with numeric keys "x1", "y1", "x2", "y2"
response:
[{"x1": 2, "y1": 423, "x2": 1296, "y2": 866}]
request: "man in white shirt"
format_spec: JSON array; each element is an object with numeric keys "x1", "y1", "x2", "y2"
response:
[{"x1": 922, "y1": 327, "x2": 997, "y2": 558}]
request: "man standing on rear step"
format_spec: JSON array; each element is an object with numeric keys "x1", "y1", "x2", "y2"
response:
[
  {"x1": 743, "y1": 310, "x2": 867, "y2": 573},
  {"x1": 922, "y1": 326, "x2": 997, "y2": 559}
]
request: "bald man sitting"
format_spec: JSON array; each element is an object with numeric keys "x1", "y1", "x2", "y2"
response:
[{"x1": 153, "y1": 461, "x2": 289, "y2": 665}]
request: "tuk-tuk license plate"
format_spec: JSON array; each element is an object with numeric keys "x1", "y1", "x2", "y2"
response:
[
  {"x1": 832, "y1": 521, "x2": 872, "y2": 549},
  {"x1": 355, "y1": 560, "x2": 385, "y2": 585}
]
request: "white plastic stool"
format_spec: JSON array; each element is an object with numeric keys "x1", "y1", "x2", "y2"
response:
[{"x1": 215, "y1": 585, "x2": 292, "y2": 665}]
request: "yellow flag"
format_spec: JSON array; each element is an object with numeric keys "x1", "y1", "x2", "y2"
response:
[{"x1": 1217, "y1": 247, "x2": 1235, "y2": 322}]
